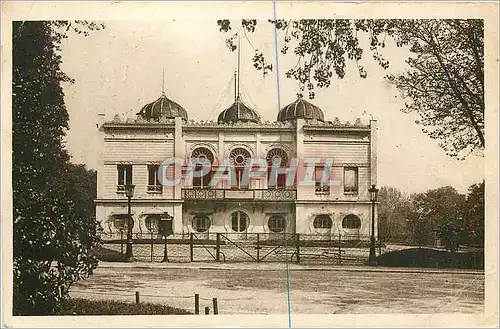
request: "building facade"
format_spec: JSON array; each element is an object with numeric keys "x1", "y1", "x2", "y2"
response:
[{"x1": 95, "y1": 92, "x2": 378, "y2": 240}]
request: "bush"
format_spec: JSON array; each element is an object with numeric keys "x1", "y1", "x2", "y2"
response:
[
  {"x1": 57, "y1": 298, "x2": 191, "y2": 315},
  {"x1": 95, "y1": 247, "x2": 129, "y2": 262},
  {"x1": 377, "y1": 248, "x2": 484, "y2": 269}
]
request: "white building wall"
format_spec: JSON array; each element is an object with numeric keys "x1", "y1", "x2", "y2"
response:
[
  {"x1": 96, "y1": 119, "x2": 378, "y2": 240},
  {"x1": 183, "y1": 202, "x2": 295, "y2": 235},
  {"x1": 295, "y1": 203, "x2": 376, "y2": 238},
  {"x1": 98, "y1": 202, "x2": 181, "y2": 235}
]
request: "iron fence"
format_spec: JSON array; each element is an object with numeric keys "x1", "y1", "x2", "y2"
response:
[{"x1": 101, "y1": 232, "x2": 391, "y2": 265}]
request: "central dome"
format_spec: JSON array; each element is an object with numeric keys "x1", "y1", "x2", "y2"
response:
[
  {"x1": 277, "y1": 97, "x2": 324, "y2": 122},
  {"x1": 137, "y1": 93, "x2": 188, "y2": 122},
  {"x1": 218, "y1": 96, "x2": 261, "y2": 124}
]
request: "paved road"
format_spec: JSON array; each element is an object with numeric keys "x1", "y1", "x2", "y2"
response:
[{"x1": 70, "y1": 264, "x2": 484, "y2": 314}]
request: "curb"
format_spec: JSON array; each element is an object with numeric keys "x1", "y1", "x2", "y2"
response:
[{"x1": 96, "y1": 262, "x2": 484, "y2": 275}]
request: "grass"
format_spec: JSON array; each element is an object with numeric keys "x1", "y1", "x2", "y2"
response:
[
  {"x1": 58, "y1": 298, "x2": 191, "y2": 315},
  {"x1": 377, "y1": 248, "x2": 484, "y2": 269}
]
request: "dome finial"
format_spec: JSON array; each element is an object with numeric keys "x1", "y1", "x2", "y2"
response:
[
  {"x1": 161, "y1": 67, "x2": 165, "y2": 95},
  {"x1": 236, "y1": 33, "x2": 241, "y2": 100}
]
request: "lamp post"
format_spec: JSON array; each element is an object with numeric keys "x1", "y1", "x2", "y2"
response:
[
  {"x1": 368, "y1": 184, "x2": 379, "y2": 266},
  {"x1": 124, "y1": 184, "x2": 135, "y2": 260}
]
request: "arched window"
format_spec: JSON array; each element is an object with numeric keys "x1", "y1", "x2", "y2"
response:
[
  {"x1": 192, "y1": 215, "x2": 211, "y2": 232},
  {"x1": 266, "y1": 148, "x2": 289, "y2": 189},
  {"x1": 145, "y1": 214, "x2": 161, "y2": 232},
  {"x1": 313, "y1": 215, "x2": 332, "y2": 229},
  {"x1": 190, "y1": 147, "x2": 215, "y2": 188},
  {"x1": 229, "y1": 148, "x2": 251, "y2": 189},
  {"x1": 342, "y1": 214, "x2": 361, "y2": 229},
  {"x1": 231, "y1": 211, "x2": 249, "y2": 232},
  {"x1": 268, "y1": 215, "x2": 287, "y2": 233}
]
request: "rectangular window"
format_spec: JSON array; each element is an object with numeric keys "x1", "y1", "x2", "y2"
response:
[
  {"x1": 231, "y1": 167, "x2": 248, "y2": 189},
  {"x1": 314, "y1": 165, "x2": 330, "y2": 193},
  {"x1": 147, "y1": 165, "x2": 162, "y2": 193},
  {"x1": 117, "y1": 164, "x2": 132, "y2": 192},
  {"x1": 193, "y1": 164, "x2": 212, "y2": 189},
  {"x1": 277, "y1": 173, "x2": 287, "y2": 188},
  {"x1": 268, "y1": 171, "x2": 287, "y2": 189},
  {"x1": 344, "y1": 167, "x2": 359, "y2": 193}
]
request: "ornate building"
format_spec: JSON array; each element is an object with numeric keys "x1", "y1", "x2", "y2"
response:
[{"x1": 95, "y1": 89, "x2": 378, "y2": 240}]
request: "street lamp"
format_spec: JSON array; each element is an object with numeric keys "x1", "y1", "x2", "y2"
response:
[
  {"x1": 368, "y1": 184, "x2": 379, "y2": 266},
  {"x1": 124, "y1": 184, "x2": 135, "y2": 260}
]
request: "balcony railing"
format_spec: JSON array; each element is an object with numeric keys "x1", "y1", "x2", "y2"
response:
[
  {"x1": 181, "y1": 188, "x2": 297, "y2": 201},
  {"x1": 147, "y1": 185, "x2": 163, "y2": 193},
  {"x1": 315, "y1": 185, "x2": 330, "y2": 194}
]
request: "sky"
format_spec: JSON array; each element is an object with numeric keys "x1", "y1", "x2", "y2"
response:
[{"x1": 59, "y1": 20, "x2": 484, "y2": 195}]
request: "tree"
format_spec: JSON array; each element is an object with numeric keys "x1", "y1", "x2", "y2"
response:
[
  {"x1": 377, "y1": 186, "x2": 413, "y2": 243},
  {"x1": 217, "y1": 19, "x2": 484, "y2": 159},
  {"x1": 13, "y1": 21, "x2": 103, "y2": 315},
  {"x1": 462, "y1": 181, "x2": 485, "y2": 246},
  {"x1": 434, "y1": 181, "x2": 484, "y2": 251},
  {"x1": 409, "y1": 186, "x2": 466, "y2": 248},
  {"x1": 385, "y1": 20, "x2": 484, "y2": 159},
  {"x1": 59, "y1": 164, "x2": 97, "y2": 221}
]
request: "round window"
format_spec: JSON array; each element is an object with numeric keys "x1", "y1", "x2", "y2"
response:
[
  {"x1": 229, "y1": 148, "x2": 251, "y2": 167},
  {"x1": 192, "y1": 215, "x2": 211, "y2": 232},
  {"x1": 112, "y1": 214, "x2": 130, "y2": 231},
  {"x1": 268, "y1": 215, "x2": 286, "y2": 233},
  {"x1": 313, "y1": 215, "x2": 332, "y2": 229},
  {"x1": 231, "y1": 211, "x2": 249, "y2": 232},
  {"x1": 342, "y1": 214, "x2": 361, "y2": 229}
]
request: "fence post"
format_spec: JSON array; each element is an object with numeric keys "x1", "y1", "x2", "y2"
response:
[
  {"x1": 338, "y1": 231, "x2": 342, "y2": 265},
  {"x1": 378, "y1": 234, "x2": 382, "y2": 256},
  {"x1": 135, "y1": 291, "x2": 140, "y2": 304},
  {"x1": 212, "y1": 298, "x2": 218, "y2": 315},
  {"x1": 190, "y1": 233, "x2": 194, "y2": 262},
  {"x1": 194, "y1": 293, "x2": 200, "y2": 315},
  {"x1": 151, "y1": 230, "x2": 154, "y2": 262},
  {"x1": 120, "y1": 230, "x2": 124, "y2": 254},
  {"x1": 205, "y1": 306, "x2": 210, "y2": 315},
  {"x1": 216, "y1": 233, "x2": 221, "y2": 262},
  {"x1": 256, "y1": 233, "x2": 260, "y2": 262},
  {"x1": 295, "y1": 233, "x2": 300, "y2": 264}
]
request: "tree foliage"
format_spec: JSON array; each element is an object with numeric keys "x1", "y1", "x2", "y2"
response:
[
  {"x1": 378, "y1": 183, "x2": 484, "y2": 250},
  {"x1": 12, "y1": 20, "x2": 103, "y2": 315},
  {"x1": 377, "y1": 186, "x2": 412, "y2": 242},
  {"x1": 217, "y1": 19, "x2": 484, "y2": 159},
  {"x1": 463, "y1": 181, "x2": 485, "y2": 246},
  {"x1": 385, "y1": 20, "x2": 484, "y2": 159}
]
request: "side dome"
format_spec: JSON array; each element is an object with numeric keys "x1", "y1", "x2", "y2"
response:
[
  {"x1": 218, "y1": 96, "x2": 261, "y2": 124},
  {"x1": 136, "y1": 93, "x2": 188, "y2": 122},
  {"x1": 277, "y1": 97, "x2": 324, "y2": 122}
]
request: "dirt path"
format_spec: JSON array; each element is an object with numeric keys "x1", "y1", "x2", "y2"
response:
[{"x1": 70, "y1": 265, "x2": 484, "y2": 314}]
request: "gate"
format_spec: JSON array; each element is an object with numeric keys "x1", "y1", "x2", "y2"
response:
[
  {"x1": 100, "y1": 232, "x2": 385, "y2": 265},
  {"x1": 191, "y1": 233, "x2": 301, "y2": 263}
]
